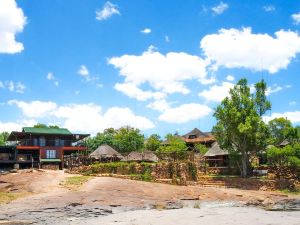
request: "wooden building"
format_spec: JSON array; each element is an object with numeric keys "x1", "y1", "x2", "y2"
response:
[
  {"x1": 2, "y1": 127, "x2": 89, "y2": 169},
  {"x1": 182, "y1": 128, "x2": 216, "y2": 149}
]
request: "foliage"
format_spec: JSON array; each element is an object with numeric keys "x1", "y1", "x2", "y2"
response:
[
  {"x1": 267, "y1": 145, "x2": 300, "y2": 168},
  {"x1": 268, "y1": 117, "x2": 298, "y2": 145},
  {"x1": 187, "y1": 162, "x2": 198, "y2": 181},
  {"x1": 86, "y1": 126, "x2": 145, "y2": 153},
  {"x1": 158, "y1": 134, "x2": 187, "y2": 153},
  {"x1": 113, "y1": 126, "x2": 144, "y2": 153},
  {"x1": 33, "y1": 123, "x2": 60, "y2": 128},
  {"x1": 195, "y1": 143, "x2": 208, "y2": 155},
  {"x1": 213, "y1": 78, "x2": 271, "y2": 177},
  {"x1": 61, "y1": 176, "x2": 91, "y2": 189},
  {"x1": 87, "y1": 128, "x2": 116, "y2": 151},
  {"x1": 145, "y1": 134, "x2": 161, "y2": 151},
  {"x1": 0, "y1": 132, "x2": 9, "y2": 145}
]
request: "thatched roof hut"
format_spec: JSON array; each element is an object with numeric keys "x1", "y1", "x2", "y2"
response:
[
  {"x1": 279, "y1": 139, "x2": 290, "y2": 147},
  {"x1": 204, "y1": 142, "x2": 228, "y2": 157},
  {"x1": 182, "y1": 128, "x2": 215, "y2": 144},
  {"x1": 121, "y1": 151, "x2": 159, "y2": 162},
  {"x1": 89, "y1": 144, "x2": 123, "y2": 160}
]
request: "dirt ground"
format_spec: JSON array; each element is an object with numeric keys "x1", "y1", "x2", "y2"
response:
[{"x1": 0, "y1": 170, "x2": 299, "y2": 224}]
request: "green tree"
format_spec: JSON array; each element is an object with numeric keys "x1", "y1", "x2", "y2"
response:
[
  {"x1": 0, "y1": 132, "x2": 9, "y2": 145},
  {"x1": 267, "y1": 145, "x2": 300, "y2": 168},
  {"x1": 87, "y1": 128, "x2": 116, "y2": 151},
  {"x1": 113, "y1": 126, "x2": 144, "y2": 153},
  {"x1": 145, "y1": 134, "x2": 161, "y2": 151},
  {"x1": 213, "y1": 78, "x2": 270, "y2": 177},
  {"x1": 195, "y1": 143, "x2": 208, "y2": 155},
  {"x1": 34, "y1": 123, "x2": 48, "y2": 128},
  {"x1": 159, "y1": 134, "x2": 187, "y2": 153},
  {"x1": 268, "y1": 117, "x2": 297, "y2": 145}
]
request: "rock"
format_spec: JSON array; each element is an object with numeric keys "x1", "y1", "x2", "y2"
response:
[{"x1": 165, "y1": 201, "x2": 183, "y2": 209}]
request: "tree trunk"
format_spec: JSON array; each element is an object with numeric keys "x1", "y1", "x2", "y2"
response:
[{"x1": 241, "y1": 151, "x2": 248, "y2": 177}]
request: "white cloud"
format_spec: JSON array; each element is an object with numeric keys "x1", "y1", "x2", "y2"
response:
[
  {"x1": 291, "y1": 12, "x2": 300, "y2": 25},
  {"x1": 0, "y1": 0, "x2": 27, "y2": 54},
  {"x1": 141, "y1": 28, "x2": 151, "y2": 34},
  {"x1": 0, "y1": 119, "x2": 36, "y2": 132},
  {"x1": 47, "y1": 72, "x2": 55, "y2": 80},
  {"x1": 199, "y1": 81, "x2": 234, "y2": 102},
  {"x1": 158, "y1": 103, "x2": 212, "y2": 124},
  {"x1": 46, "y1": 72, "x2": 59, "y2": 86},
  {"x1": 201, "y1": 27, "x2": 300, "y2": 73},
  {"x1": 0, "y1": 80, "x2": 25, "y2": 93},
  {"x1": 115, "y1": 82, "x2": 165, "y2": 101},
  {"x1": 263, "y1": 5, "x2": 275, "y2": 12},
  {"x1": 8, "y1": 100, "x2": 154, "y2": 134},
  {"x1": 8, "y1": 100, "x2": 58, "y2": 118},
  {"x1": 226, "y1": 75, "x2": 234, "y2": 81},
  {"x1": 78, "y1": 65, "x2": 89, "y2": 77},
  {"x1": 96, "y1": 1, "x2": 120, "y2": 21},
  {"x1": 211, "y1": 2, "x2": 229, "y2": 15},
  {"x1": 263, "y1": 111, "x2": 300, "y2": 123},
  {"x1": 146, "y1": 99, "x2": 170, "y2": 112},
  {"x1": 109, "y1": 46, "x2": 208, "y2": 98}
]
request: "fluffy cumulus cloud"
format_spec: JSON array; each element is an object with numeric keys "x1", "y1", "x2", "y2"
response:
[
  {"x1": 0, "y1": 119, "x2": 36, "y2": 132},
  {"x1": 0, "y1": 80, "x2": 25, "y2": 93},
  {"x1": 96, "y1": 1, "x2": 120, "y2": 21},
  {"x1": 114, "y1": 83, "x2": 165, "y2": 101},
  {"x1": 109, "y1": 46, "x2": 208, "y2": 98},
  {"x1": 8, "y1": 100, "x2": 154, "y2": 134},
  {"x1": 146, "y1": 99, "x2": 170, "y2": 112},
  {"x1": 0, "y1": 0, "x2": 26, "y2": 54},
  {"x1": 263, "y1": 111, "x2": 300, "y2": 123},
  {"x1": 211, "y1": 2, "x2": 229, "y2": 15},
  {"x1": 158, "y1": 103, "x2": 212, "y2": 124},
  {"x1": 8, "y1": 100, "x2": 58, "y2": 118},
  {"x1": 201, "y1": 27, "x2": 300, "y2": 73},
  {"x1": 199, "y1": 81, "x2": 234, "y2": 102},
  {"x1": 292, "y1": 12, "x2": 300, "y2": 25}
]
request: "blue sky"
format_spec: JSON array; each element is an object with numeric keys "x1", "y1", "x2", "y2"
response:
[{"x1": 0, "y1": 0, "x2": 300, "y2": 136}]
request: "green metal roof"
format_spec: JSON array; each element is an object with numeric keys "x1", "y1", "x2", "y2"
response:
[
  {"x1": 22, "y1": 127, "x2": 72, "y2": 135},
  {"x1": 40, "y1": 158, "x2": 61, "y2": 162}
]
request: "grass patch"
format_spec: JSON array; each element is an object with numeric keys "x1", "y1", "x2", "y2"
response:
[
  {"x1": 193, "y1": 201, "x2": 200, "y2": 209},
  {"x1": 279, "y1": 188, "x2": 300, "y2": 195},
  {"x1": 61, "y1": 176, "x2": 91, "y2": 190},
  {"x1": 0, "y1": 191, "x2": 28, "y2": 204}
]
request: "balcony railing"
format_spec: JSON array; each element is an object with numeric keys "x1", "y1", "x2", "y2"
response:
[{"x1": 13, "y1": 139, "x2": 86, "y2": 148}]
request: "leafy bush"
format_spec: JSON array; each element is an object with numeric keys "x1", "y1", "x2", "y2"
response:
[{"x1": 267, "y1": 145, "x2": 299, "y2": 168}]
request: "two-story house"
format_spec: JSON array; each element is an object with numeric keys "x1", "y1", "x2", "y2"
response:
[{"x1": 5, "y1": 127, "x2": 89, "y2": 169}]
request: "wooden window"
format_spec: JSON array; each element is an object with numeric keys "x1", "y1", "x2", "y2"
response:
[{"x1": 46, "y1": 150, "x2": 56, "y2": 159}]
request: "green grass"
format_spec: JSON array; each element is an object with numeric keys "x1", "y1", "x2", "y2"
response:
[
  {"x1": 62, "y1": 176, "x2": 91, "y2": 189},
  {"x1": 279, "y1": 188, "x2": 300, "y2": 195},
  {"x1": 0, "y1": 191, "x2": 28, "y2": 204}
]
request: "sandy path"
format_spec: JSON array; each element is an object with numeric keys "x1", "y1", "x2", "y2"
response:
[{"x1": 0, "y1": 171, "x2": 299, "y2": 224}]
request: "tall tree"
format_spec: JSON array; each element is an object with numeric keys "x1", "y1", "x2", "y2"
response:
[
  {"x1": 213, "y1": 78, "x2": 270, "y2": 177},
  {"x1": 113, "y1": 126, "x2": 144, "y2": 153},
  {"x1": 268, "y1": 117, "x2": 297, "y2": 145},
  {"x1": 145, "y1": 134, "x2": 161, "y2": 151},
  {"x1": 87, "y1": 128, "x2": 116, "y2": 151}
]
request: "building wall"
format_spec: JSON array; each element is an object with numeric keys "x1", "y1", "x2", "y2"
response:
[{"x1": 40, "y1": 147, "x2": 63, "y2": 159}]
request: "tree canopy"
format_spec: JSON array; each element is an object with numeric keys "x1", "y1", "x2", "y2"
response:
[
  {"x1": 145, "y1": 134, "x2": 161, "y2": 151},
  {"x1": 87, "y1": 126, "x2": 145, "y2": 153},
  {"x1": 268, "y1": 117, "x2": 298, "y2": 145},
  {"x1": 213, "y1": 78, "x2": 270, "y2": 177},
  {"x1": 158, "y1": 134, "x2": 187, "y2": 153}
]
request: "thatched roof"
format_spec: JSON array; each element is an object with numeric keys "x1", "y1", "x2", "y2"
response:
[
  {"x1": 182, "y1": 128, "x2": 215, "y2": 143},
  {"x1": 89, "y1": 144, "x2": 123, "y2": 159},
  {"x1": 279, "y1": 139, "x2": 290, "y2": 147},
  {"x1": 121, "y1": 151, "x2": 159, "y2": 162},
  {"x1": 204, "y1": 142, "x2": 228, "y2": 157}
]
